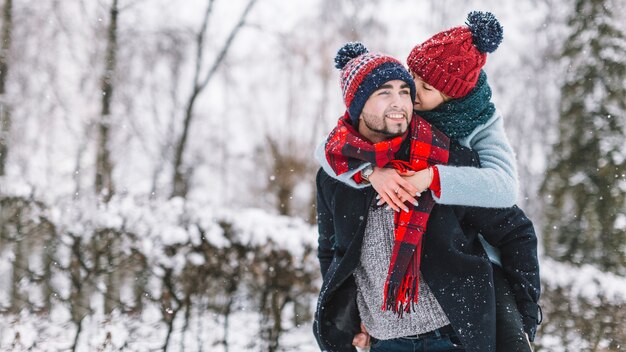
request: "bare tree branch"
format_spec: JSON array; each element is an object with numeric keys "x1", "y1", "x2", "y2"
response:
[
  {"x1": 193, "y1": 0, "x2": 215, "y2": 88},
  {"x1": 171, "y1": 0, "x2": 259, "y2": 198},
  {"x1": 197, "y1": 0, "x2": 257, "y2": 91}
]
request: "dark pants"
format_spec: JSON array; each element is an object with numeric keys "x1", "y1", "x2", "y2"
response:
[
  {"x1": 370, "y1": 325, "x2": 464, "y2": 352},
  {"x1": 493, "y1": 265, "x2": 532, "y2": 352}
]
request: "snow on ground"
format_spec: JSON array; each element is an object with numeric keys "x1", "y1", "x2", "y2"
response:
[
  {"x1": 0, "y1": 306, "x2": 320, "y2": 351},
  {"x1": 541, "y1": 257, "x2": 626, "y2": 304}
]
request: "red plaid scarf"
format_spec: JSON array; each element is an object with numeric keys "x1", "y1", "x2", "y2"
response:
[{"x1": 325, "y1": 111, "x2": 450, "y2": 315}]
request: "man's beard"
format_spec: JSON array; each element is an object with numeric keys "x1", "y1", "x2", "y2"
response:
[{"x1": 361, "y1": 110, "x2": 409, "y2": 138}]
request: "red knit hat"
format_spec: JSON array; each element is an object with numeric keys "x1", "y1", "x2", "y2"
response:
[{"x1": 407, "y1": 11, "x2": 503, "y2": 99}]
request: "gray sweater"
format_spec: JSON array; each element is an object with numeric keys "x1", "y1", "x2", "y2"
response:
[{"x1": 353, "y1": 205, "x2": 450, "y2": 340}]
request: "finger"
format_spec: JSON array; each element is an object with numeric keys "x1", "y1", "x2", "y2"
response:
[
  {"x1": 384, "y1": 192, "x2": 401, "y2": 212},
  {"x1": 384, "y1": 203, "x2": 401, "y2": 213},
  {"x1": 379, "y1": 194, "x2": 398, "y2": 212},
  {"x1": 376, "y1": 192, "x2": 388, "y2": 206},
  {"x1": 396, "y1": 177, "x2": 420, "y2": 196},
  {"x1": 360, "y1": 322, "x2": 368, "y2": 333},
  {"x1": 397, "y1": 169, "x2": 416, "y2": 176},
  {"x1": 377, "y1": 193, "x2": 387, "y2": 206},
  {"x1": 388, "y1": 184, "x2": 412, "y2": 211},
  {"x1": 398, "y1": 189, "x2": 418, "y2": 207},
  {"x1": 388, "y1": 190, "x2": 407, "y2": 212},
  {"x1": 394, "y1": 179, "x2": 418, "y2": 206}
]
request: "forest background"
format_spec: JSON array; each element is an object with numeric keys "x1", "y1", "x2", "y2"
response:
[{"x1": 0, "y1": 0, "x2": 624, "y2": 351}]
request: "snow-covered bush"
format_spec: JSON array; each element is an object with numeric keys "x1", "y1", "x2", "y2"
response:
[
  {"x1": 535, "y1": 259, "x2": 626, "y2": 351},
  {"x1": 0, "y1": 194, "x2": 319, "y2": 351},
  {"x1": 2, "y1": 193, "x2": 625, "y2": 351}
]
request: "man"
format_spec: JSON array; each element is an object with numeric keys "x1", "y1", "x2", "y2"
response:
[{"x1": 313, "y1": 43, "x2": 540, "y2": 352}]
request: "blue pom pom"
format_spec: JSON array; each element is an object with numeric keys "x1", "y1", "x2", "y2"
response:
[
  {"x1": 466, "y1": 11, "x2": 503, "y2": 53},
  {"x1": 335, "y1": 42, "x2": 369, "y2": 69}
]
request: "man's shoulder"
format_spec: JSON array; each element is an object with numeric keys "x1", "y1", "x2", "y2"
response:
[
  {"x1": 316, "y1": 167, "x2": 370, "y2": 200},
  {"x1": 316, "y1": 167, "x2": 337, "y2": 187},
  {"x1": 316, "y1": 167, "x2": 344, "y2": 198}
]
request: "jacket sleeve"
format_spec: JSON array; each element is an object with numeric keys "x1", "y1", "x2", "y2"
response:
[
  {"x1": 433, "y1": 112, "x2": 519, "y2": 207},
  {"x1": 316, "y1": 168, "x2": 336, "y2": 279},
  {"x1": 463, "y1": 205, "x2": 541, "y2": 341},
  {"x1": 314, "y1": 140, "x2": 370, "y2": 189}
]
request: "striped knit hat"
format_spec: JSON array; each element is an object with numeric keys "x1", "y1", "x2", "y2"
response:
[
  {"x1": 335, "y1": 42, "x2": 416, "y2": 125},
  {"x1": 407, "y1": 11, "x2": 503, "y2": 99}
]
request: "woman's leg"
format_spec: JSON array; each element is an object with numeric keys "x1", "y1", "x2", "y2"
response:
[{"x1": 493, "y1": 265, "x2": 532, "y2": 352}]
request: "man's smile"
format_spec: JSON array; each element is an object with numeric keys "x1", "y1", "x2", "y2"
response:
[{"x1": 385, "y1": 112, "x2": 406, "y2": 121}]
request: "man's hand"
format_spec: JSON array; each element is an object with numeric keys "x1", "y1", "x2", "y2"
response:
[
  {"x1": 352, "y1": 323, "x2": 371, "y2": 349},
  {"x1": 369, "y1": 167, "x2": 420, "y2": 212}
]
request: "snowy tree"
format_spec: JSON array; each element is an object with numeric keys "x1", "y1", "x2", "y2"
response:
[
  {"x1": 542, "y1": 0, "x2": 626, "y2": 274},
  {"x1": 0, "y1": 0, "x2": 12, "y2": 176},
  {"x1": 95, "y1": 0, "x2": 119, "y2": 202}
]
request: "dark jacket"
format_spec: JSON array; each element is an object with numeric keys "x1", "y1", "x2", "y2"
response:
[{"x1": 313, "y1": 139, "x2": 541, "y2": 352}]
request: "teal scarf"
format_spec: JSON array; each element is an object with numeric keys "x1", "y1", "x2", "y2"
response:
[{"x1": 417, "y1": 70, "x2": 495, "y2": 140}]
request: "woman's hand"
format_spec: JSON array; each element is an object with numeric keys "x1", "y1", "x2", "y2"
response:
[
  {"x1": 369, "y1": 167, "x2": 420, "y2": 212},
  {"x1": 405, "y1": 167, "x2": 433, "y2": 194}
]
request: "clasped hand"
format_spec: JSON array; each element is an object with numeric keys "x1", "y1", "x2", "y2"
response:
[{"x1": 368, "y1": 167, "x2": 432, "y2": 212}]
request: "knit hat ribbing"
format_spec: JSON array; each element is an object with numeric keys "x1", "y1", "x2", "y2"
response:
[
  {"x1": 335, "y1": 42, "x2": 416, "y2": 125},
  {"x1": 407, "y1": 11, "x2": 503, "y2": 99}
]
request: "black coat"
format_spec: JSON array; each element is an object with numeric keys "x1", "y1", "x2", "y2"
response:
[{"x1": 313, "y1": 139, "x2": 541, "y2": 352}]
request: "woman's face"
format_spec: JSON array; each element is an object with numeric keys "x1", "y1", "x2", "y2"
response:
[{"x1": 411, "y1": 71, "x2": 449, "y2": 111}]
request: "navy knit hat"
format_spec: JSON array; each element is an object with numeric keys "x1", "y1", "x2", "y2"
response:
[{"x1": 335, "y1": 42, "x2": 416, "y2": 125}]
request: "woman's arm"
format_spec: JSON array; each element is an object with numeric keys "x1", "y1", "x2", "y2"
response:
[
  {"x1": 315, "y1": 140, "x2": 419, "y2": 211},
  {"x1": 428, "y1": 112, "x2": 519, "y2": 207},
  {"x1": 314, "y1": 141, "x2": 368, "y2": 189}
]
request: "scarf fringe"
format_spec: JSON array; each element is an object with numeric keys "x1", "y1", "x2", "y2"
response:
[{"x1": 382, "y1": 274, "x2": 420, "y2": 317}]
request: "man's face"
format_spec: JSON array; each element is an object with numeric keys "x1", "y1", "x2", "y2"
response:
[
  {"x1": 411, "y1": 71, "x2": 447, "y2": 111},
  {"x1": 358, "y1": 80, "x2": 413, "y2": 143}
]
